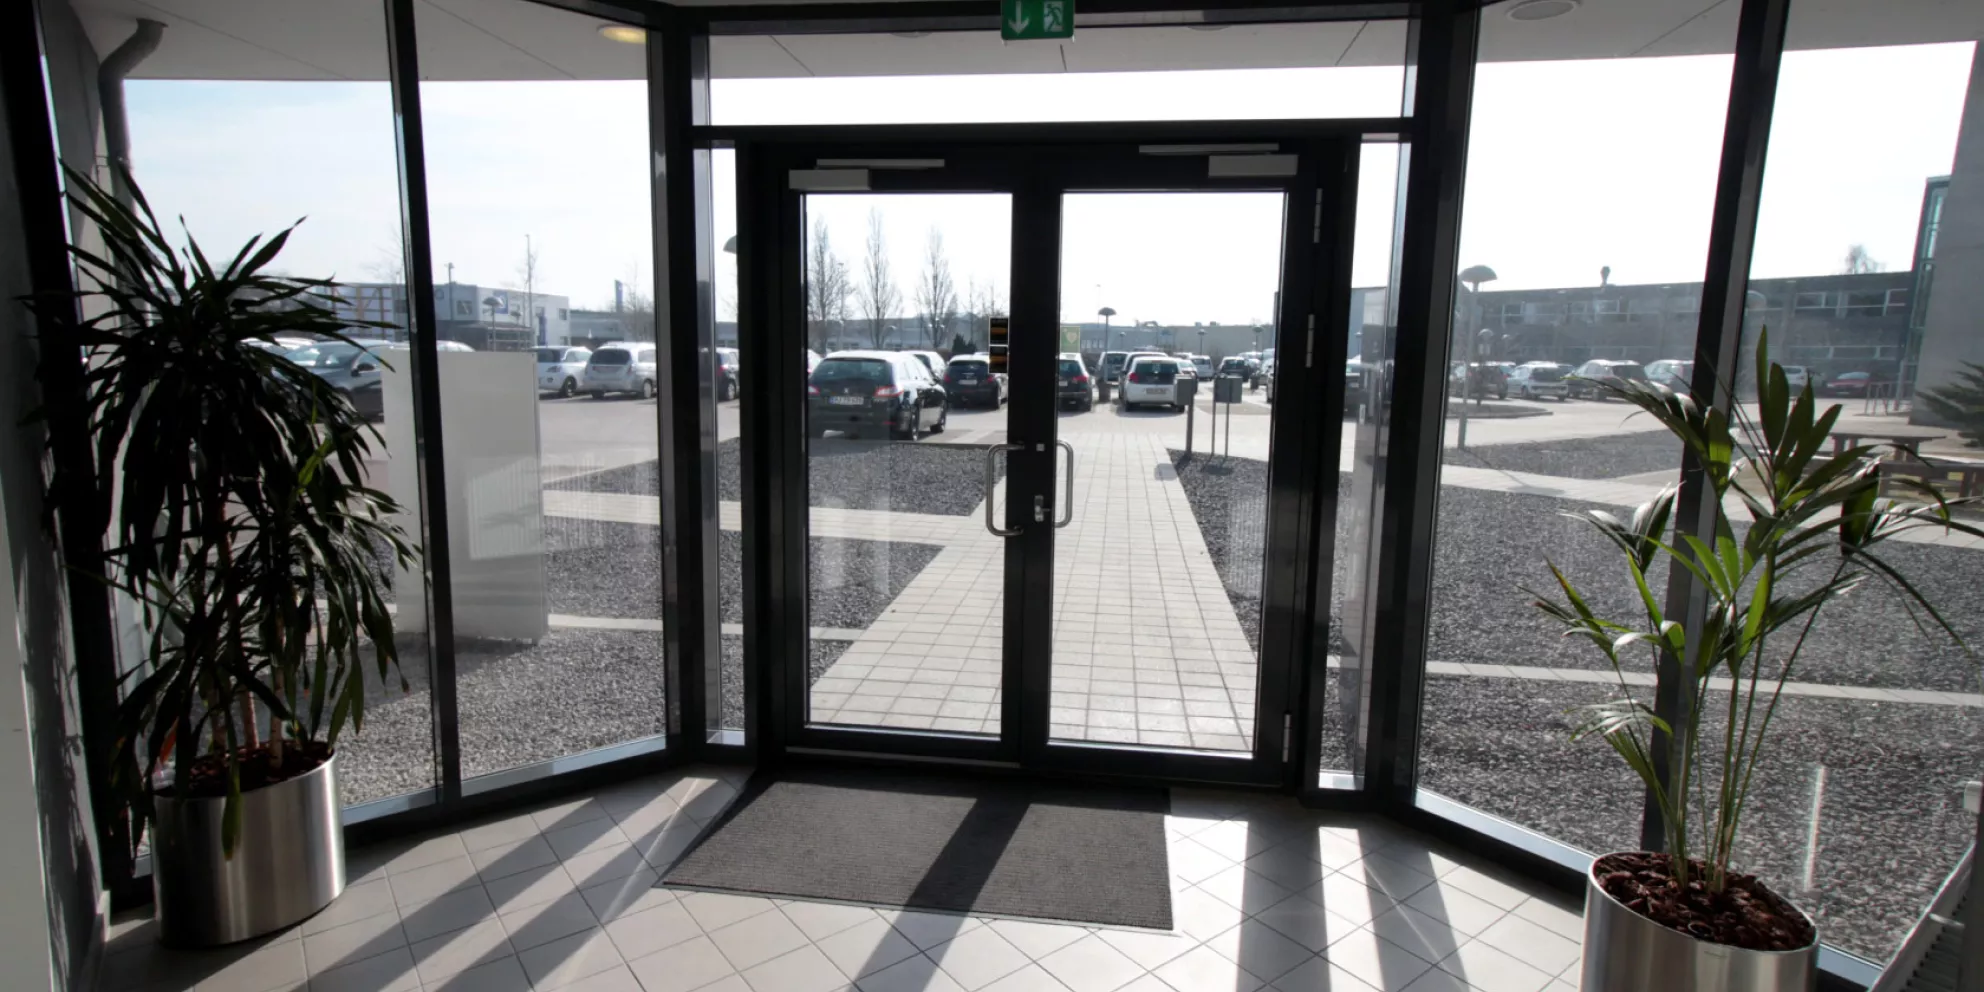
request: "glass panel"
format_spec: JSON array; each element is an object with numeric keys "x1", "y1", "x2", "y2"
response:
[
  {"x1": 712, "y1": 23, "x2": 1406, "y2": 125},
  {"x1": 1415, "y1": 1, "x2": 1736, "y2": 859},
  {"x1": 415, "y1": 0, "x2": 663, "y2": 782},
  {"x1": 801, "y1": 194, "x2": 1012, "y2": 735},
  {"x1": 1052, "y1": 192, "x2": 1285, "y2": 752},
  {"x1": 1734, "y1": 35, "x2": 1980, "y2": 964},
  {"x1": 712, "y1": 148, "x2": 746, "y2": 734},
  {"x1": 1325, "y1": 141, "x2": 1405, "y2": 783},
  {"x1": 98, "y1": 1, "x2": 434, "y2": 809}
]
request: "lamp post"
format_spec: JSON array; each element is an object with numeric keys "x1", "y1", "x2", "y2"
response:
[
  {"x1": 1455, "y1": 266, "x2": 1498, "y2": 449},
  {"x1": 1099, "y1": 306, "x2": 1116, "y2": 353}
]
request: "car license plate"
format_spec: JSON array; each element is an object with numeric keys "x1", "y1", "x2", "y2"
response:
[
  {"x1": 828, "y1": 396, "x2": 863, "y2": 406},
  {"x1": 1059, "y1": 378, "x2": 1070, "y2": 387},
  {"x1": 959, "y1": 378, "x2": 977, "y2": 385}
]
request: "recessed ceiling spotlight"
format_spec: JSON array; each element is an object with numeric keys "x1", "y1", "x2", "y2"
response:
[
  {"x1": 597, "y1": 24, "x2": 644, "y2": 44},
  {"x1": 1507, "y1": 0, "x2": 1579, "y2": 21}
]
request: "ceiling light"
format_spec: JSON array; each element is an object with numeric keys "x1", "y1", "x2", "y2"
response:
[
  {"x1": 1507, "y1": 0, "x2": 1578, "y2": 21},
  {"x1": 597, "y1": 24, "x2": 644, "y2": 44}
]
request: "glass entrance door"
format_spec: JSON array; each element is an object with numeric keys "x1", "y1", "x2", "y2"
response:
[
  {"x1": 752, "y1": 138, "x2": 1343, "y2": 783},
  {"x1": 796, "y1": 192, "x2": 1014, "y2": 741}
]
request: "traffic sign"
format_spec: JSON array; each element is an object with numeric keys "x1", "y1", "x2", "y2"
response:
[{"x1": 1001, "y1": 0, "x2": 1073, "y2": 41}]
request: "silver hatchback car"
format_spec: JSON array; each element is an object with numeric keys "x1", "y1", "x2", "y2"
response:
[
  {"x1": 536, "y1": 345, "x2": 592, "y2": 398},
  {"x1": 584, "y1": 344, "x2": 659, "y2": 399},
  {"x1": 1118, "y1": 355, "x2": 1187, "y2": 411}
]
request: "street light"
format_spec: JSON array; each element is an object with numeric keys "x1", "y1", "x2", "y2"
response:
[{"x1": 1099, "y1": 306, "x2": 1116, "y2": 353}]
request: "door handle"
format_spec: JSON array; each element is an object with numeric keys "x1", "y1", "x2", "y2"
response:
[
  {"x1": 1033, "y1": 495, "x2": 1046, "y2": 523},
  {"x1": 1055, "y1": 440, "x2": 1075, "y2": 528},
  {"x1": 983, "y1": 443, "x2": 1023, "y2": 537}
]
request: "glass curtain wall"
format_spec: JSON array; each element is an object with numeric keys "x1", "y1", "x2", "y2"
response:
[
  {"x1": 1415, "y1": 1, "x2": 1735, "y2": 858},
  {"x1": 413, "y1": 0, "x2": 664, "y2": 784},
  {"x1": 91, "y1": 0, "x2": 436, "y2": 809},
  {"x1": 1730, "y1": 32, "x2": 1982, "y2": 965}
]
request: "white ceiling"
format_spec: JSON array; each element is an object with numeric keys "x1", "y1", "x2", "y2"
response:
[{"x1": 67, "y1": 0, "x2": 1984, "y2": 83}]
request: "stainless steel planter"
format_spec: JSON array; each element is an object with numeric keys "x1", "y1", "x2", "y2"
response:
[
  {"x1": 152, "y1": 753, "x2": 344, "y2": 946},
  {"x1": 1580, "y1": 854, "x2": 1816, "y2": 992}
]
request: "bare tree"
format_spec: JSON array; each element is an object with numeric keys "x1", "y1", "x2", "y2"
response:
[
  {"x1": 806, "y1": 217, "x2": 853, "y2": 353},
  {"x1": 1842, "y1": 243, "x2": 1885, "y2": 274},
  {"x1": 858, "y1": 208, "x2": 899, "y2": 349},
  {"x1": 516, "y1": 235, "x2": 543, "y2": 336},
  {"x1": 962, "y1": 279, "x2": 1005, "y2": 352},
  {"x1": 601, "y1": 285, "x2": 656, "y2": 342},
  {"x1": 916, "y1": 227, "x2": 958, "y2": 350}
]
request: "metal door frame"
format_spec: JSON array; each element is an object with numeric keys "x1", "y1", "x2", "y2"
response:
[{"x1": 734, "y1": 125, "x2": 1363, "y2": 788}]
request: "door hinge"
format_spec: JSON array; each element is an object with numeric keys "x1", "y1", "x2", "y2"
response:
[
  {"x1": 1305, "y1": 314, "x2": 1316, "y2": 368},
  {"x1": 1312, "y1": 190, "x2": 1323, "y2": 244},
  {"x1": 1282, "y1": 713, "x2": 1292, "y2": 762}
]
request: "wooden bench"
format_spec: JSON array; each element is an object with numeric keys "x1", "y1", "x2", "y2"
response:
[{"x1": 1874, "y1": 459, "x2": 1984, "y2": 501}]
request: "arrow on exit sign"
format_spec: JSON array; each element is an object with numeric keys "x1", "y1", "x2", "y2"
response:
[{"x1": 1002, "y1": 0, "x2": 1073, "y2": 41}]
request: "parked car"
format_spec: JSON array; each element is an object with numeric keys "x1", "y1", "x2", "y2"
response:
[
  {"x1": 943, "y1": 354, "x2": 1007, "y2": 408},
  {"x1": 1183, "y1": 354, "x2": 1215, "y2": 379},
  {"x1": 584, "y1": 344, "x2": 659, "y2": 399},
  {"x1": 1822, "y1": 370, "x2": 1881, "y2": 398},
  {"x1": 1566, "y1": 359, "x2": 1649, "y2": 400},
  {"x1": 1448, "y1": 362, "x2": 1509, "y2": 400},
  {"x1": 1218, "y1": 356, "x2": 1260, "y2": 381},
  {"x1": 1057, "y1": 353, "x2": 1095, "y2": 411},
  {"x1": 1507, "y1": 362, "x2": 1571, "y2": 401},
  {"x1": 715, "y1": 347, "x2": 741, "y2": 401},
  {"x1": 808, "y1": 351, "x2": 948, "y2": 440},
  {"x1": 1781, "y1": 365, "x2": 1812, "y2": 392},
  {"x1": 1643, "y1": 359, "x2": 1695, "y2": 392},
  {"x1": 385, "y1": 340, "x2": 472, "y2": 353},
  {"x1": 1118, "y1": 354, "x2": 1186, "y2": 411},
  {"x1": 1099, "y1": 351, "x2": 1131, "y2": 384},
  {"x1": 904, "y1": 350, "x2": 947, "y2": 379},
  {"x1": 247, "y1": 334, "x2": 315, "y2": 354},
  {"x1": 1345, "y1": 358, "x2": 1368, "y2": 410},
  {"x1": 286, "y1": 338, "x2": 392, "y2": 419},
  {"x1": 536, "y1": 345, "x2": 592, "y2": 397},
  {"x1": 806, "y1": 349, "x2": 823, "y2": 374}
]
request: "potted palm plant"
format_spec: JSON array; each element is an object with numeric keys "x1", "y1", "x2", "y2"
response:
[
  {"x1": 1537, "y1": 333, "x2": 1979, "y2": 991},
  {"x1": 32, "y1": 171, "x2": 415, "y2": 946}
]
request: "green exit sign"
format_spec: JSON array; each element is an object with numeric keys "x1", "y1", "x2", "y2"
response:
[{"x1": 1001, "y1": 0, "x2": 1073, "y2": 41}]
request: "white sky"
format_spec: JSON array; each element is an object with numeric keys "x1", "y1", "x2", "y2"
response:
[{"x1": 120, "y1": 40, "x2": 1974, "y2": 326}]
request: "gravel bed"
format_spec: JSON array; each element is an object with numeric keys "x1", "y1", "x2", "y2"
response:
[
  {"x1": 1426, "y1": 483, "x2": 1984, "y2": 691},
  {"x1": 333, "y1": 628, "x2": 669, "y2": 804},
  {"x1": 1444, "y1": 428, "x2": 1683, "y2": 480},
  {"x1": 1166, "y1": 449, "x2": 1271, "y2": 654},
  {"x1": 1419, "y1": 674, "x2": 1984, "y2": 963},
  {"x1": 545, "y1": 518, "x2": 662, "y2": 619},
  {"x1": 554, "y1": 438, "x2": 1002, "y2": 517}
]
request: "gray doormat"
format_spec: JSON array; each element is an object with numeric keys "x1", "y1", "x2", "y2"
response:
[{"x1": 661, "y1": 767, "x2": 1173, "y2": 929}]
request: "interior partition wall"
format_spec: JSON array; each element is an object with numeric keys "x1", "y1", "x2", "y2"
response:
[{"x1": 9, "y1": 0, "x2": 1964, "y2": 985}]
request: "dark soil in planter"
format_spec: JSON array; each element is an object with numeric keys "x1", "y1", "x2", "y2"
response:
[
  {"x1": 164, "y1": 739, "x2": 333, "y2": 799},
  {"x1": 1595, "y1": 851, "x2": 1816, "y2": 952}
]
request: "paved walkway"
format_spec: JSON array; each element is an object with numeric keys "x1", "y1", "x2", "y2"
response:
[{"x1": 803, "y1": 432, "x2": 1261, "y2": 751}]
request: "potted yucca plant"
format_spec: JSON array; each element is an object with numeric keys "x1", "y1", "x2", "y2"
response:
[
  {"x1": 31, "y1": 170, "x2": 415, "y2": 946},
  {"x1": 1538, "y1": 332, "x2": 1979, "y2": 991}
]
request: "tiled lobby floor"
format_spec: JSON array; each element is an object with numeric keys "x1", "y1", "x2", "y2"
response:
[{"x1": 95, "y1": 765, "x2": 1587, "y2": 992}]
